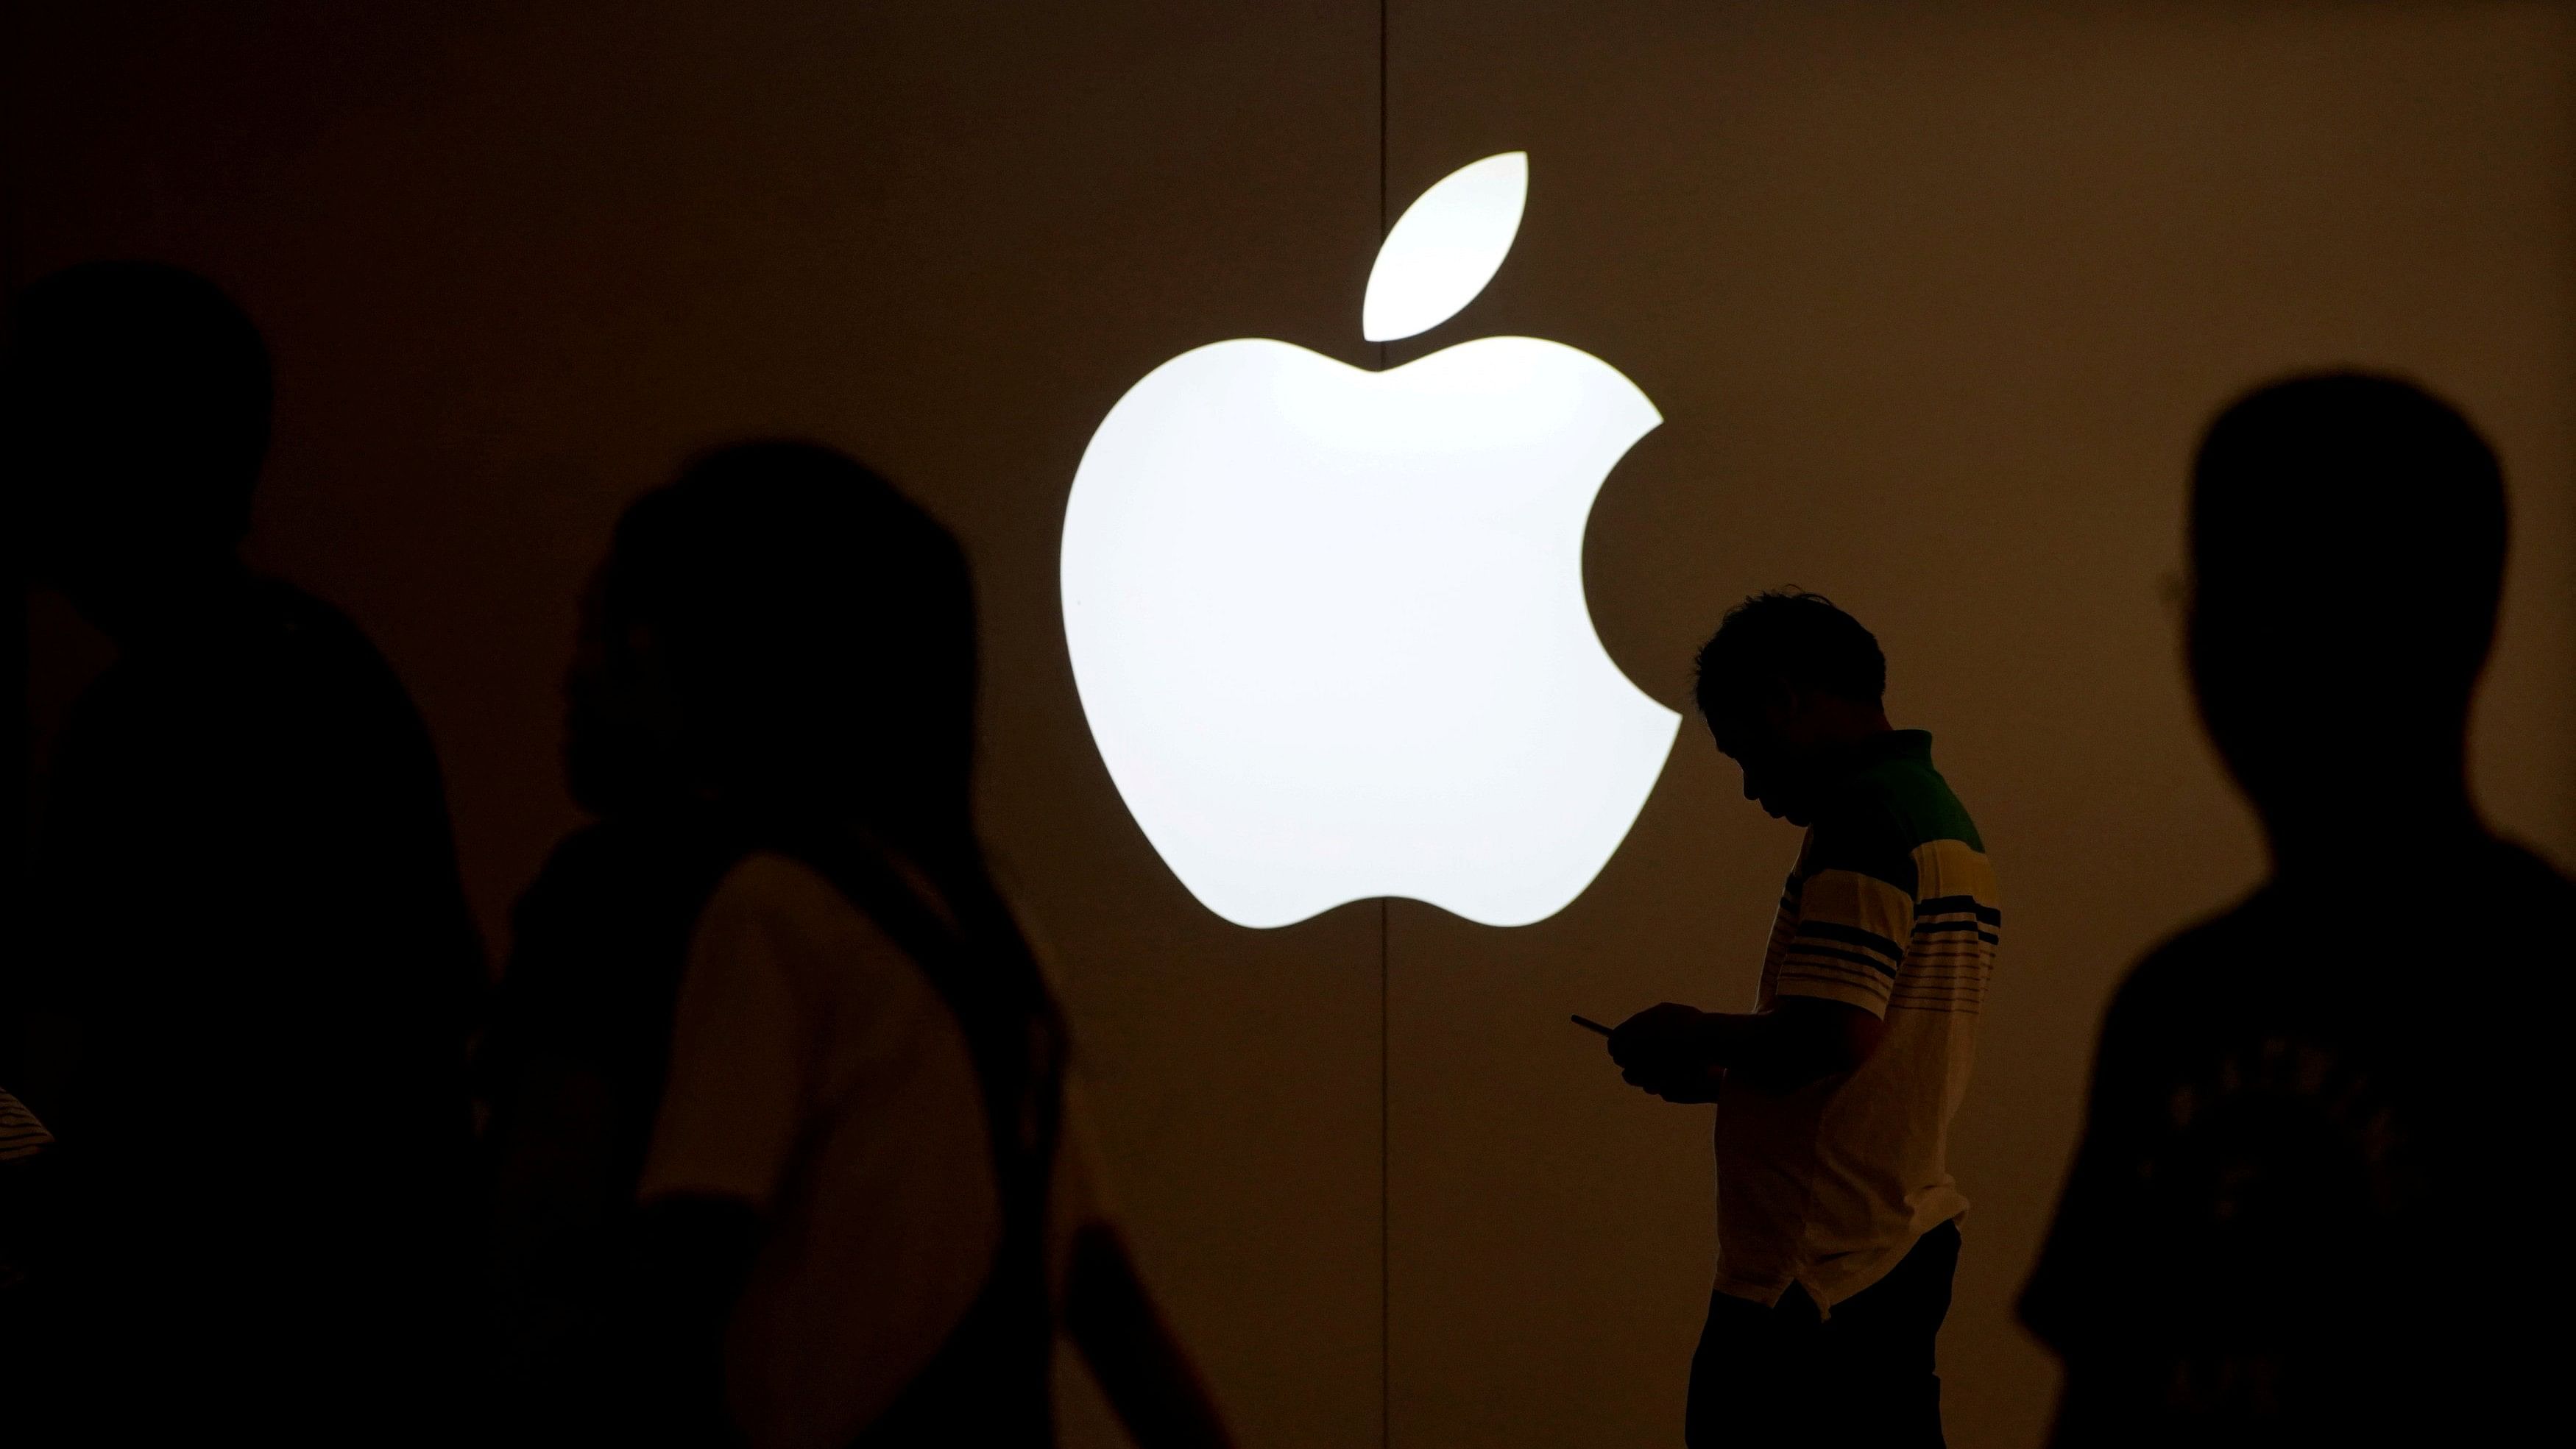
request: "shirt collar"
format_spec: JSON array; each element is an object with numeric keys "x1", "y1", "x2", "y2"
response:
[{"x1": 1822, "y1": 729, "x2": 1932, "y2": 785}]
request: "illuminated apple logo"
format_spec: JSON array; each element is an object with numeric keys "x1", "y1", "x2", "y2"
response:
[{"x1": 1061, "y1": 152, "x2": 1678, "y2": 929}]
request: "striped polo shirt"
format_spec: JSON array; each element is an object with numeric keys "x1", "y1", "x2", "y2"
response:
[{"x1": 1711, "y1": 729, "x2": 2000, "y2": 1311}]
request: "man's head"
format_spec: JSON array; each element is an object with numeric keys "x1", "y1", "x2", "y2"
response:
[
  {"x1": 5, "y1": 261, "x2": 272, "y2": 626},
  {"x1": 2187, "y1": 372, "x2": 2503, "y2": 834},
  {"x1": 1693, "y1": 590, "x2": 1890, "y2": 826}
]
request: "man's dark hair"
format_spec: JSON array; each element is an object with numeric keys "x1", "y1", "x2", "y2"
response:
[
  {"x1": 1692, "y1": 589, "x2": 1886, "y2": 720},
  {"x1": 2191, "y1": 371, "x2": 2505, "y2": 692},
  {"x1": 7, "y1": 259, "x2": 275, "y2": 547}
]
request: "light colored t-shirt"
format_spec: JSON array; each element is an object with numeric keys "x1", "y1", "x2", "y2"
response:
[
  {"x1": 638, "y1": 852, "x2": 1105, "y2": 1449},
  {"x1": 1711, "y1": 731, "x2": 2000, "y2": 1311}
]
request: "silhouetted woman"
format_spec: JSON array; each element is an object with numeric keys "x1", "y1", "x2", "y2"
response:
[{"x1": 479, "y1": 441, "x2": 1230, "y2": 1448}]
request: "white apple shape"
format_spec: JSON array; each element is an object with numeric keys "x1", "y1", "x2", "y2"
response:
[{"x1": 1061, "y1": 151, "x2": 1678, "y2": 929}]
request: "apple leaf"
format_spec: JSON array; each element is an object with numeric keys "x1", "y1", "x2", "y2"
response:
[{"x1": 1362, "y1": 151, "x2": 1528, "y2": 344}]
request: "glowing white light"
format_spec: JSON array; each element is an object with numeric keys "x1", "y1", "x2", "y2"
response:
[
  {"x1": 1362, "y1": 152, "x2": 1529, "y2": 343},
  {"x1": 1062, "y1": 152, "x2": 1677, "y2": 929}
]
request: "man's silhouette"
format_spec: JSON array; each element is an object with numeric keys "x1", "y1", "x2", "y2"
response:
[
  {"x1": 2020, "y1": 373, "x2": 2572, "y2": 1445},
  {"x1": 1607, "y1": 592, "x2": 1998, "y2": 1448},
  {"x1": 4, "y1": 262, "x2": 482, "y2": 1440}
]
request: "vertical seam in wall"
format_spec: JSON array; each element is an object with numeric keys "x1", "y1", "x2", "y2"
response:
[{"x1": 1375, "y1": 7, "x2": 1391, "y2": 1447}]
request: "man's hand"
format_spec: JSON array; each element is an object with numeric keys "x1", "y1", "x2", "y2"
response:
[{"x1": 1607, "y1": 1002, "x2": 1724, "y2": 1104}]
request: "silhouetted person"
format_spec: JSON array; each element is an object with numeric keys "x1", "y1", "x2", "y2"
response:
[
  {"x1": 479, "y1": 441, "x2": 1232, "y2": 1448},
  {"x1": 3, "y1": 262, "x2": 482, "y2": 1441},
  {"x1": 1606, "y1": 592, "x2": 1998, "y2": 1448},
  {"x1": 2019, "y1": 373, "x2": 2572, "y2": 1445}
]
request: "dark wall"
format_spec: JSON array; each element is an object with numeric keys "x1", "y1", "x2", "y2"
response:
[{"x1": 18, "y1": 4, "x2": 2573, "y2": 1446}]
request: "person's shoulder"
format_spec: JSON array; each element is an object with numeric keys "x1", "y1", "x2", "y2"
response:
[
  {"x1": 2134, "y1": 896, "x2": 2259, "y2": 970},
  {"x1": 161, "y1": 579, "x2": 423, "y2": 744},
  {"x1": 688, "y1": 851, "x2": 967, "y2": 1069},
  {"x1": 68, "y1": 578, "x2": 372, "y2": 718},
  {"x1": 2104, "y1": 890, "x2": 2271, "y2": 1023},
  {"x1": 244, "y1": 580, "x2": 406, "y2": 690},
  {"x1": 709, "y1": 850, "x2": 864, "y2": 925},
  {"x1": 1802, "y1": 787, "x2": 1917, "y2": 887},
  {"x1": 697, "y1": 850, "x2": 916, "y2": 985},
  {"x1": 1810, "y1": 737, "x2": 1984, "y2": 879},
  {"x1": 255, "y1": 576, "x2": 364, "y2": 642},
  {"x1": 57, "y1": 581, "x2": 425, "y2": 779},
  {"x1": 1857, "y1": 747, "x2": 1985, "y2": 854},
  {"x1": 1822, "y1": 738, "x2": 1978, "y2": 848}
]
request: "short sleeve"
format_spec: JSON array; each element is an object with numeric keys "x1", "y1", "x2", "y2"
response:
[
  {"x1": 1774, "y1": 865, "x2": 1916, "y2": 1018},
  {"x1": 1773, "y1": 798, "x2": 1920, "y2": 1017},
  {"x1": 637, "y1": 860, "x2": 818, "y2": 1212}
]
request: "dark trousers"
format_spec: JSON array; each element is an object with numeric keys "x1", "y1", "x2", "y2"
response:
[{"x1": 1685, "y1": 1219, "x2": 1959, "y2": 1449}]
